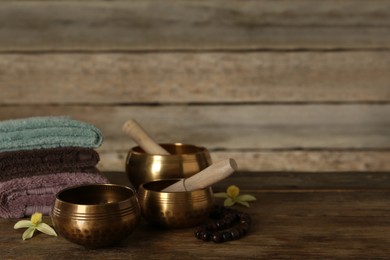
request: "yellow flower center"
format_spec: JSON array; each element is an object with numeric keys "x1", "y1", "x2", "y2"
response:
[
  {"x1": 31, "y1": 212, "x2": 42, "y2": 226},
  {"x1": 227, "y1": 185, "x2": 240, "y2": 198}
]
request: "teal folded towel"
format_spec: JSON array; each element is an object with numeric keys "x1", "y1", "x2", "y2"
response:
[{"x1": 0, "y1": 116, "x2": 104, "y2": 152}]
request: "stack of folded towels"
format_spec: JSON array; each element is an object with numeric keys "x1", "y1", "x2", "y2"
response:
[{"x1": 0, "y1": 116, "x2": 109, "y2": 218}]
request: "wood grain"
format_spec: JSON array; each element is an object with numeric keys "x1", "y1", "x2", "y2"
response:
[
  {"x1": 1, "y1": 172, "x2": 390, "y2": 259},
  {"x1": 0, "y1": 51, "x2": 389, "y2": 103},
  {"x1": 100, "y1": 149, "x2": 390, "y2": 172},
  {"x1": 211, "y1": 171, "x2": 390, "y2": 191},
  {"x1": 0, "y1": 104, "x2": 389, "y2": 171},
  {"x1": 0, "y1": 0, "x2": 388, "y2": 174},
  {"x1": 1, "y1": 104, "x2": 388, "y2": 150},
  {"x1": 0, "y1": 0, "x2": 390, "y2": 51}
]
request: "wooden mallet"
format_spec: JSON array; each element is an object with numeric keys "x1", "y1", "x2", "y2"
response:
[
  {"x1": 162, "y1": 158, "x2": 237, "y2": 192},
  {"x1": 122, "y1": 119, "x2": 170, "y2": 155}
]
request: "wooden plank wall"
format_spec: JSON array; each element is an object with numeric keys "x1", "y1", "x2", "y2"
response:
[{"x1": 0, "y1": 0, "x2": 389, "y2": 172}]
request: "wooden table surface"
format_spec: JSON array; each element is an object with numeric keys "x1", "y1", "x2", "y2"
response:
[{"x1": 1, "y1": 171, "x2": 390, "y2": 259}]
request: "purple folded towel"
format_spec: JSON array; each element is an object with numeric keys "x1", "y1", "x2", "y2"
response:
[
  {"x1": 0, "y1": 172, "x2": 109, "y2": 218},
  {"x1": 0, "y1": 147, "x2": 100, "y2": 182}
]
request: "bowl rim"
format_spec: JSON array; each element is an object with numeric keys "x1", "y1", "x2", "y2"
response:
[
  {"x1": 129, "y1": 143, "x2": 209, "y2": 157},
  {"x1": 139, "y1": 178, "x2": 213, "y2": 195},
  {"x1": 55, "y1": 183, "x2": 137, "y2": 207}
]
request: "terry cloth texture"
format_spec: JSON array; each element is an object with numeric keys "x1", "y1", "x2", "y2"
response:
[
  {"x1": 0, "y1": 116, "x2": 103, "y2": 152},
  {"x1": 0, "y1": 172, "x2": 109, "y2": 218},
  {"x1": 0, "y1": 147, "x2": 100, "y2": 182}
]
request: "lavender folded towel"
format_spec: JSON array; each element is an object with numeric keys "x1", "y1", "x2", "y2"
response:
[
  {"x1": 0, "y1": 147, "x2": 100, "y2": 182},
  {"x1": 0, "y1": 172, "x2": 109, "y2": 218},
  {"x1": 0, "y1": 116, "x2": 103, "y2": 152}
]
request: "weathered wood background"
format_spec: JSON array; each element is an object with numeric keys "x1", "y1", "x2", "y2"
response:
[{"x1": 0, "y1": 0, "x2": 389, "y2": 172}]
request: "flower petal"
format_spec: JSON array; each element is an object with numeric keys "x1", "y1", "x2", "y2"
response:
[
  {"x1": 22, "y1": 227, "x2": 36, "y2": 240},
  {"x1": 37, "y1": 223, "x2": 57, "y2": 237},
  {"x1": 236, "y1": 201, "x2": 250, "y2": 207},
  {"x1": 14, "y1": 220, "x2": 32, "y2": 229},
  {"x1": 214, "y1": 192, "x2": 229, "y2": 198},
  {"x1": 237, "y1": 194, "x2": 257, "y2": 202},
  {"x1": 224, "y1": 197, "x2": 235, "y2": 207}
]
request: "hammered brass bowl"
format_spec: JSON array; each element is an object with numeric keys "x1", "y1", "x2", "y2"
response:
[
  {"x1": 51, "y1": 184, "x2": 140, "y2": 248},
  {"x1": 138, "y1": 179, "x2": 214, "y2": 228},
  {"x1": 126, "y1": 143, "x2": 212, "y2": 190}
]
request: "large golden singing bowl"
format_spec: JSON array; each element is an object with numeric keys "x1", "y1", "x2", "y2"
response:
[
  {"x1": 138, "y1": 179, "x2": 214, "y2": 228},
  {"x1": 126, "y1": 143, "x2": 212, "y2": 190},
  {"x1": 51, "y1": 184, "x2": 141, "y2": 248}
]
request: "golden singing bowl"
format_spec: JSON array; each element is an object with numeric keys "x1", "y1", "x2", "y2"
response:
[
  {"x1": 126, "y1": 143, "x2": 212, "y2": 190},
  {"x1": 138, "y1": 179, "x2": 214, "y2": 228},
  {"x1": 51, "y1": 184, "x2": 141, "y2": 248}
]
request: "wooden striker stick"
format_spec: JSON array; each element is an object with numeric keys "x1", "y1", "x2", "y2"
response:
[
  {"x1": 162, "y1": 158, "x2": 237, "y2": 192},
  {"x1": 122, "y1": 119, "x2": 170, "y2": 155}
]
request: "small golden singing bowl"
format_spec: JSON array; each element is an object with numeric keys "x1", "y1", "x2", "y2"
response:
[
  {"x1": 138, "y1": 179, "x2": 214, "y2": 228},
  {"x1": 51, "y1": 184, "x2": 140, "y2": 248},
  {"x1": 126, "y1": 143, "x2": 212, "y2": 190}
]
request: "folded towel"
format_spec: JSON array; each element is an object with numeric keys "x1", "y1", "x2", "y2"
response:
[
  {"x1": 0, "y1": 116, "x2": 103, "y2": 152},
  {"x1": 0, "y1": 147, "x2": 100, "y2": 182},
  {"x1": 0, "y1": 172, "x2": 109, "y2": 218}
]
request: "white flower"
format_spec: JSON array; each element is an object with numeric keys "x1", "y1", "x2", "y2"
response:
[
  {"x1": 214, "y1": 185, "x2": 256, "y2": 207},
  {"x1": 14, "y1": 212, "x2": 57, "y2": 240}
]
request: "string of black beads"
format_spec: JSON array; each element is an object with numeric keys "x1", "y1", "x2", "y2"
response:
[{"x1": 194, "y1": 205, "x2": 252, "y2": 243}]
